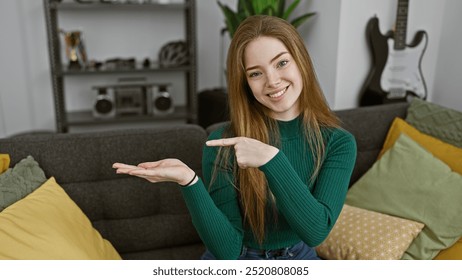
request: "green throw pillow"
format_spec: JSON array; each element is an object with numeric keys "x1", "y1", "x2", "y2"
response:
[
  {"x1": 345, "y1": 133, "x2": 462, "y2": 260},
  {"x1": 405, "y1": 98, "x2": 462, "y2": 148},
  {"x1": 0, "y1": 156, "x2": 47, "y2": 211}
]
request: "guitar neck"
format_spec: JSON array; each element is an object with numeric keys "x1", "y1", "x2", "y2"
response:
[{"x1": 394, "y1": 0, "x2": 409, "y2": 50}]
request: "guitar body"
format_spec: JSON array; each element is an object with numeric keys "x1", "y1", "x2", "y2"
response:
[
  {"x1": 359, "y1": 16, "x2": 428, "y2": 106},
  {"x1": 381, "y1": 31, "x2": 427, "y2": 100},
  {"x1": 359, "y1": 17, "x2": 390, "y2": 106}
]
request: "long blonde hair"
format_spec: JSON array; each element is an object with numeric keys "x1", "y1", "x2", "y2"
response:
[{"x1": 217, "y1": 15, "x2": 339, "y2": 244}]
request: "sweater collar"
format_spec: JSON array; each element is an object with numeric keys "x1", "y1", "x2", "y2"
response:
[{"x1": 276, "y1": 115, "x2": 303, "y2": 140}]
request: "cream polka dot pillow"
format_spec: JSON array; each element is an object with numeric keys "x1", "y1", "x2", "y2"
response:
[{"x1": 316, "y1": 204, "x2": 425, "y2": 260}]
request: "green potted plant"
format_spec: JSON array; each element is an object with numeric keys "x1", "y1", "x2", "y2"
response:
[{"x1": 217, "y1": 0, "x2": 316, "y2": 38}]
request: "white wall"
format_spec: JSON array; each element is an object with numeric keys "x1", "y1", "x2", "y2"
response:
[
  {"x1": 0, "y1": 0, "x2": 460, "y2": 138},
  {"x1": 197, "y1": 0, "x2": 234, "y2": 90},
  {"x1": 0, "y1": 0, "x2": 54, "y2": 136},
  {"x1": 297, "y1": 0, "x2": 341, "y2": 107},
  {"x1": 432, "y1": 0, "x2": 462, "y2": 111}
]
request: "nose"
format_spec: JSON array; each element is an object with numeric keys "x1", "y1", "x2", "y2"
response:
[{"x1": 266, "y1": 70, "x2": 281, "y2": 88}]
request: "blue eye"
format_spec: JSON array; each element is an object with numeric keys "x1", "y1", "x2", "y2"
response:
[
  {"x1": 248, "y1": 72, "x2": 261, "y2": 78},
  {"x1": 277, "y1": 60, "x2": 289, "y2": 68}
]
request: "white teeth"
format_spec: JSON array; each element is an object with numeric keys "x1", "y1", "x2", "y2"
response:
[{"x1": 269, "y1": 87, "x2": 287, "y2": 98}]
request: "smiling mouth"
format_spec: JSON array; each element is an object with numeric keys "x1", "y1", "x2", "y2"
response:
[{"x1": 268, "y1": 86, "x2": 289, "y2": 98}]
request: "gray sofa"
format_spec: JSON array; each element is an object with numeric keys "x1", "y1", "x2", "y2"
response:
[{"x1": 0, "y1": 102, "x2": 408, "y2": 259}]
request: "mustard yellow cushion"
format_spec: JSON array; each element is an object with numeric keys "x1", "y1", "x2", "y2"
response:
[
  {"x1": 0, "y1": 177, "x2": 121, "y2": 260},
  {"x1": 379, "y1": 118, "x2": 462, "y2": 174},
  {"x1": 316, "y1": 204, "x2": 424, "y2": 260},
  {"x1": 0, "y1": 154, "x2": 10, "y2": 174},
  {"x1": 434, "y1": 238, "x2": 462, "y2": 260},
  {"x1": 379, "y1": 118, "x2": 462, "y2": 259}
]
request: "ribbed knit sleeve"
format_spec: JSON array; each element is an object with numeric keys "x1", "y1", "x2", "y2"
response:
[
  {"x1": 259, "y1": 128, "x2": 357, "y2": 246},
  {"x1": 180, "y1": 126, "x2": 244, "y2": 260}
]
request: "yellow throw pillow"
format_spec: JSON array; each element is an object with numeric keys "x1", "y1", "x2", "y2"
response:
[
  {"x1": 0, "y1": 177, "x2": 121, "y2": 260},
  {"x1": 316, "y1": 204, "x2": 424, "y2": 260},
  {"x1": 379, "y1": 118, "x2": 462, "y2": 174},
  {"x1": 434, "y1": 238, "x2": 462, "y2": 260},
  {"x1": 0, "y1": 154, "x2": 10, "y2": 174}
]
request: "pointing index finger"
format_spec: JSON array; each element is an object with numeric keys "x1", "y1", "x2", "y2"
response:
[{"x1": 206, "y1": 137, "x2": 241, "y2": 147}]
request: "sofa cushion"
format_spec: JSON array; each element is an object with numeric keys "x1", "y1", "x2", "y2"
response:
[
  {"x1": 379, "y1": 118, "x2": 462, "y2": 173},
  {"x1": 346, "y1": 134, "x2": 462, "y2": 260},
  {"x1": 0, "y1": 156, "x2": 46, "y2": 211},
  {"x1": 335, "y1": 103, "x2": 408, "y2": 185},
  {"x1": 0, "y1": 154, "x2": 9, "y2": 174},
  {"x1": 0, "y1": 177, "x2": 121, "y2": 259},
  {"x1": 434, "y1": 239, "x2": 462, "y2": 260},
  {"x1": 316, "y1": 204, "x2": 424, "y2": 260},
  {"x1": 73, "y1": 179, "x2": 203, "y2": 257},
  {"x1": 405, "y1": 98, "x2": 462, "y2": 148}
]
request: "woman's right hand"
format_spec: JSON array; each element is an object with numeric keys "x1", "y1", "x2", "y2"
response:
[
  {"x1": 112, "y1": 159, "x2": 197, "y2": 186},
  {"x1": 206, "y1": 137, "x2": 279, "y2": 169}
]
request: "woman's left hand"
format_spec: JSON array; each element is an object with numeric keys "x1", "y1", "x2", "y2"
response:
[
  {"x1": 112, "y1": 159, "x2": 197, "y2": 186},
  {"x1": 206, "y1": 137, "x2": 279, "y2": 169}
]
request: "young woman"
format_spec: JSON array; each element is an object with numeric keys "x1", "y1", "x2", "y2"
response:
[{"x1": 113, "y1": 15, "x2": 356, "y2": 260}]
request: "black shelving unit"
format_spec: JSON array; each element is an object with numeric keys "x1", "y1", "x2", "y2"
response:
[{"x1": 43, "y1": 0, "x2": 197, "y2": 133}]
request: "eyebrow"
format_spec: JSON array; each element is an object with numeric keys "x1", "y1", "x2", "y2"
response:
[{"x1": 245, "y1": 51, "x2": 289, "y2": 72}]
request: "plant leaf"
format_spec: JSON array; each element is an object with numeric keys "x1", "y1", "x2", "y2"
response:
[
  {"x1": 277, "y1": 0, "x2": 285, "y2": 18},
  {"x1": 290, "y1": 12, "x2": 316, "y2": 28},
  {"x1": 262, "y1": 6, "x2": 277, "y2": 16},
  {"x1": 218, "y1": 0, "x2": 316, "y2": 37},
  {"x1": 243, "y1": 0, "x2": 255, "y2": 16},
  {"x1": 283, "y1": 0, "x2": 300, "y2": 20},
  {"x1": 237, "y1": 0, "x2": 245, "y2": 14},
  {"x1": 217, "y1": 1, "x2": 240, "y2": 37}
]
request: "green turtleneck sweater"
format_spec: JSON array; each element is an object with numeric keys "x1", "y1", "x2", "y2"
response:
[{"x1": 181, "y1": 117, "x2": 356, "y2": 260}]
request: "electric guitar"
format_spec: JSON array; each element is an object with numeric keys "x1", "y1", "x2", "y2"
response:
[{"x1": 359, "y1": 0, "x2": 428, "y2": 106}]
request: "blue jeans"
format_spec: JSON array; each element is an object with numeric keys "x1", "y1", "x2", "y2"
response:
[{"x1": 201, "y1": 241, "x2": 320, "y2": 260}]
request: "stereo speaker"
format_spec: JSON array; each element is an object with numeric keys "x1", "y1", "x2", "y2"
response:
[
  {"x1": 151, "y1": 84, "x2": 174, "y2": 115},
  {"x1": 93, "y1": 87, "x2": 115, "y2": 118}
]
